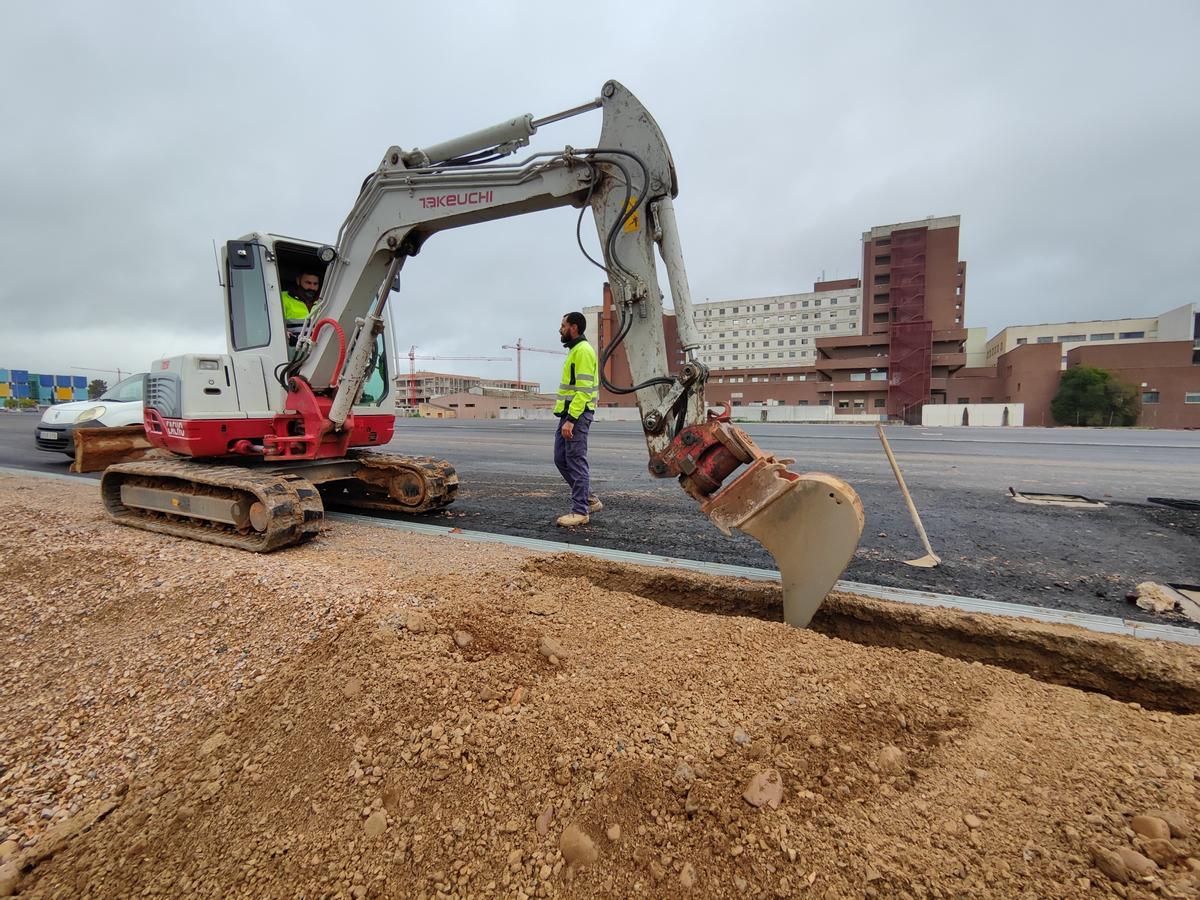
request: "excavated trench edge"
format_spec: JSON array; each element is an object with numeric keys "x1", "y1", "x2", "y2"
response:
[
  {"x1": 323, "y1": 512, "x2": 1200, "y2": 646},
  {"x1": 4, "y1": 469, "x2": 1198, "y2": 713},
  {"x1": 523, "y1": 555, "x2": 1200, "y2": 715}
]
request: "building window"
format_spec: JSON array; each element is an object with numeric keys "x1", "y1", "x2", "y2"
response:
[
  {"x1": 1185, "y1": 393, "x2": 1200, "y2": 404},
  {"x1": 874, "y1": 398, "x2": 886, "y2": 408},
  {"x1": 956, "y1": 397, "x2": 969, "y2": 404},
  {"x1": 838, "y1": 400, "x2": 850, "y2": 409},
  {"x1": 870, "y1": 370, "x2": 887, "y2": 381},
  {"x1": 873, "y1": 274, "x2": 889, "y2": 285},
  {"x1": 874, "y1": 255, "x2": 891, "y2": 265},
  {"x1": 1120, "y1": 331, "x2": 1145, "y2": 340},
  {"x1": 849, "y1": 373, "x2": 867, "y2": 382},
  {"x1": 1016, "y1": 338, "x2": 1027, "y2": 345},
  {"x1": 1090, "y1": 333, "x2": 1115, "y2": 341},
  {"x1": 802, "y1": 300, "x2": 809, "y2": 308},
  {"x1": 1143, "y1": 391, "x2": 1160, "y2": 403},
  {"x1": 1036, "y1": 336, "x2": 1054, "y2": 344},
  {"x1": 873, "y1": 293, "x2": 889, "y2": 305},
  {"x1": 873, "y1": 312, "x2": 889, "y2": 323},
  {"x1": 981, "y1": 396, "x2": 993, "y2": 403}
]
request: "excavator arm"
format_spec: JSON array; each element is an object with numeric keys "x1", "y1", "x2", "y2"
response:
[{"x1": 287, "y1": 80, "x2": 864, "y2": 626}]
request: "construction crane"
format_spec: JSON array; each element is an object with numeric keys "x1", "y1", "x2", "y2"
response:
[
  {"x1": 501, "y1": 338, "x2": 566, "y2": 390},
  {"x1": 404, "y1": 346, "x2": 511, "y2": 408}
]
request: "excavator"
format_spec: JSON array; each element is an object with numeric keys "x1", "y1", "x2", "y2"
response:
[{"x1": 89, "y1": 80, "x2": 864, "y2": 627}]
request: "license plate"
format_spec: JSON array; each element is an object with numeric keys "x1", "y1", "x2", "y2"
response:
[{"x1": 39, "y1": 430, "x2": 59, "y2": 440}]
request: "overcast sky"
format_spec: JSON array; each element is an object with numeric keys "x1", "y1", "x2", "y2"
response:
[{"x1": 2, "y1": 1, "x2": 1197, "y2": 391}]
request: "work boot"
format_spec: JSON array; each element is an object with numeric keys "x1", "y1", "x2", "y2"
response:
[
  {"x1": 588, "y1": 495, "x2": 603, "y2": 513},
  {"x1": 556, "y1": 512, "x2": 590, "y2": 527}
]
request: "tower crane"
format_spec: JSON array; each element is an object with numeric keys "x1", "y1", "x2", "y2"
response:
[
  {"x1": 404, "y1": 346, "x2": 511, "y2": 408},
  {"x1": 501, "y1": 338, "x2": 566, "y2": 390}
]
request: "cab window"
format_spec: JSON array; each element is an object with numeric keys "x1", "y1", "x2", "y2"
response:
[{"x1": 227, "y1": 241, "x2": 271, "y2": 349}]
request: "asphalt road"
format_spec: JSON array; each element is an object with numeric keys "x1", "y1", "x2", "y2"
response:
[{"x1": 3, "y1": 412, "x2": 1198, "y2": 622}]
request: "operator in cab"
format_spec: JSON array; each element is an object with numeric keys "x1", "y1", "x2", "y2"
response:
[{"x1": 282, "y1": 272, "x2": 321, "y2": 344}]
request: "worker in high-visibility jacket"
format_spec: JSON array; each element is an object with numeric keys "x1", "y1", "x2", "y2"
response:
[
  {"x1": 281, "y1": 272, "x2": 321, "y2": 344},
  {"x1": 553, "y1": 311, "x2": 602, "y2": 526}
]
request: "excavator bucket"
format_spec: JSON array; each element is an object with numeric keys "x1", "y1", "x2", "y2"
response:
[
  {"x1": 71, "y1": 425, "x2": 157, "y2": 473},
  {"x1": 701, "y1": 458, "x2": 864, "y2": 628}
]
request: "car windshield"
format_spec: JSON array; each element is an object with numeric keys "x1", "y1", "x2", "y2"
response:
[{"x1": 100, "y1": 374, "x2": 146, "y2": 403}]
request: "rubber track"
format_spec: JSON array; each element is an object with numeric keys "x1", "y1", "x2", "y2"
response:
[
  {"x1": 330, "y1": 451, "x2": 460, "y2": 515},
  {"x1": 100, "y1": 459, "x2": 323, "y2": 552}
]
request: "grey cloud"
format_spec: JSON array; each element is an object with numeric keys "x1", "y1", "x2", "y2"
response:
[{"x1": 1, "y1": 0, "x2": 1196, "y2": 386}]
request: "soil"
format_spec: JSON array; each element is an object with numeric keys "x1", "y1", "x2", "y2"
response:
[
  {"x1": 408, "y1": 472, "x2": 1200, "y2": 629},
  {"x1": 4, "y1": 473, "x2": 1200, "y2": 899}
]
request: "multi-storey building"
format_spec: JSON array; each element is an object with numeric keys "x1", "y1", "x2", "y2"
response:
[
  {"x1": 984, "y1": 303, "x2": 1200, "y2": 368},
  {"x1": 587, "y1": 213, "x2": 1199, "y2": 427},
  {"x1": 688, "y1": 279, "x2": 862, "y2": 369},
  {"x1": 585, "y1": 280, "x2": 861, "y2": 371}
]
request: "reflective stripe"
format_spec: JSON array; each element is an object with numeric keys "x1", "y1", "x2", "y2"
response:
[{"x1": 575, "y1": 373, "x2": 596, "y2": 383}]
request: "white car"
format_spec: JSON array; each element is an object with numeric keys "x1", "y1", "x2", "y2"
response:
[{"x1": 35, "y1": 374, "x2": 147, "y2": 456}]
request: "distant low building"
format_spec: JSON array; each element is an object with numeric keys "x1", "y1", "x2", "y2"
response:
[
  {"x1": 983, "y1": 303, "x2": 1199, "y2": 369},
  {"x1": 428, "y1": 387, "x2": 556, "y2": 419},
  {"x1": 395, "y1": 370, "x2": 540, "y2": 408}
]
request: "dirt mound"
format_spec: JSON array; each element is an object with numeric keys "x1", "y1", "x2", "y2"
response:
[{"x1": 4, "y1": 474, "x2": 1200, "y2": 898}]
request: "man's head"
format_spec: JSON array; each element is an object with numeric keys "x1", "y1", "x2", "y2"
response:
[
  {"x1": 296, "y1": 273, "x2": 321, "y2": 306},
  {"x1": 560, "y1": 311, "x2": 586, "y2": 344}
]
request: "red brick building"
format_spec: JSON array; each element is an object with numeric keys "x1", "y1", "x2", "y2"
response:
[{"x1": 597, "y1": 215, "x2": 1200, "y2": 428}]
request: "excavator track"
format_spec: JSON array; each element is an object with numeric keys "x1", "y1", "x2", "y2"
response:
[
  {"x1": 322, "y1": 451, "x2": 459, "y2": 515},
  {"x1": 100, "y1": 459, "x2": 324, "y2": 552}
]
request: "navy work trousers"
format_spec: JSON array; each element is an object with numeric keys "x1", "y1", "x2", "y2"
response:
[{"x1": 554, "y1": 411, "x2": 593, "y2": 514}]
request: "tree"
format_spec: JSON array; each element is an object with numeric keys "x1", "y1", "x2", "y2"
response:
[
  {"x1": 1051, "y1": 366, "x2": 1142, "y2": 426},
  {"x1": 18, "y1": 398, "x2": 37, "y2": 410},
  {"x1": 3, "y1": 398, "x2": 16, "y2": 410},
  {"x1": 88, "y1": 379, "x2": 108, "y2": 400}
]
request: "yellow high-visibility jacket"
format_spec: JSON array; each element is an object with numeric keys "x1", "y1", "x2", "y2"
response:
[
  {"x1": 281, "y1": 290, "x2": 309, "y2": 320},
  {"x1": 554, "y1": 337, "x2": 598, "y2": 421}
]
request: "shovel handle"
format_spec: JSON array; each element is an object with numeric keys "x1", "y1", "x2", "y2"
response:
[{"x1": 876, "y1": 424, "x2": 940, "y2": 565}]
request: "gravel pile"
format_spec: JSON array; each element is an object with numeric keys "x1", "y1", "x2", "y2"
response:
[{"x1": 3, "y1": 473, "x2": 1200, "y2": 898}]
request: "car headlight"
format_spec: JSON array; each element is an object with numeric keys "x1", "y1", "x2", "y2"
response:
[{"x1": 74, "y1": 406, "x2": 107, "y2": 424}]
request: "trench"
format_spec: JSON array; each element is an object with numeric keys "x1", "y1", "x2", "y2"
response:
[{"x1": 526, "y1": 554, "x2": 1200, "y2": 714}]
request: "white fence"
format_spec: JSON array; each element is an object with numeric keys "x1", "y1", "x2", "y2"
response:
[{"x1": 921, "y1": 403, "x2": 1024, "y2": 427}]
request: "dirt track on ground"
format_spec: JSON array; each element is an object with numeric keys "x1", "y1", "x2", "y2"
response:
[{"x1": 4, "y1": 473, "x2": 1200, "y2": 898}]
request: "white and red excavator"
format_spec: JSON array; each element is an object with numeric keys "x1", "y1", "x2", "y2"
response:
[{"x1": 90, "y1": 80, "x2": 863, "y2": 627}]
